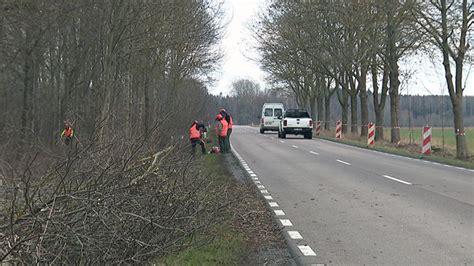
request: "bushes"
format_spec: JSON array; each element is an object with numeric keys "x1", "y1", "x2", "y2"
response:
[{"x1": 0, "y1": 125, "x2": 232, "y2": 264}]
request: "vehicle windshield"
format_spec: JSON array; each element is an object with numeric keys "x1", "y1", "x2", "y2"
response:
[
  {"x1": 285, "y1": 110, "x2": 310, "y2": 118},
  {"x1": 264, "y1": 108, "x2": 273, "y2": 117},
  {"x1": 274, "y1": 108, "x2": 283, "y2": 117}
]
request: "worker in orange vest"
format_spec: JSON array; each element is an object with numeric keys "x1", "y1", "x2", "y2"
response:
[
  {"x1": 215, "y1": 114, "x2": 228, "y2": 153},
  {"x1": 189, "y1": 120, "x2": 206, "y2": 155},
  {"x1": 61, "y1": 121, "x2": 74, "y2": 145},
  {"x1": 220, "y1": 109, "x2": 233, "y2": 152}
]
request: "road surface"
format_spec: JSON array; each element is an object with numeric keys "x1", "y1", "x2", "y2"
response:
[{"x1": 231, "y1": 126, "x2": 474, "y2": 265}]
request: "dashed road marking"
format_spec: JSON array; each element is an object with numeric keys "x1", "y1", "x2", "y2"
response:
[
  {"x1": 298, "y1": 245, "x2": 317, "y2": 256},
  {"x1": 309, "y1": 151, "x2": 319, "y2": 155},
  {"x1": 280, "y1": 140, "x2": 285, "y2": 143},
  {"x1": 247, "y1": 170, "x2": 255, "y2": 174},
  {"x1": 269, "y1": 202, "x2": 279, "y2": 207},
  {"x1": 292, "y1": 145, "x2": 299, "y2": 148},
  {"x1": 260, "y1": 190, "x2": 269, "y2": 194},
  {"x1": 257, "y1": 185, "x2": 265, "y2": 189},
  {"x1": 280, "y1": 219, "x2": 293, "y2": 226},
  {"x1": 264, "y1": 195, "x2": 273, "y2": 200},
  {"x1": 336, "y1": 159, "x2": 351, "y2": 166},
  {"x1": 274, "y1": 210, "x2": 285, "y2": 216},
  {"x1": 383, "y1": 175, "x2": 412, "y2": 185},
  {"x1": 252, "y1": 177, "x2": 258, "y2": 180},
  {"x1": 288, "y1": 231, "x2": 303, "y2": 239},
  {"x1": 250, "y1": 173, "x2": 257, "y2": 177},
  {"x1": 254, "y1": 180, "x2": 261, "y2": 184}
]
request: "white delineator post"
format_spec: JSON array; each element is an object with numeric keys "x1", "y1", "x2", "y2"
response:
[
  {"x1": 422, "y1": 126, "x2": 432, "y2": 155},
  {"x1": 335, "y1": 120, "x2": 342, "y2": 140},
  {"x1": 367, "y1": 122, "x2": 375, "y2": 146}
]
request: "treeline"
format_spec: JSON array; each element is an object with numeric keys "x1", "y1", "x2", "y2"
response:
[
  {"x1": 0, "y1": 0, "x2": 222, "y2": 146},
  {"x1": 253, "y1": 0, "x2": 473, "y2": 159}
]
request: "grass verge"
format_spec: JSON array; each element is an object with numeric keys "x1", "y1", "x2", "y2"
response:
[
  {"x1": 153, "y1": 154, "x2": 248, "y2": 265},
  {"x1": 317, "y1": 134, "x2": 474, "y2": 169},
  {"x1": 153, "y1": 136, "x2": 290, "y2": 265}
]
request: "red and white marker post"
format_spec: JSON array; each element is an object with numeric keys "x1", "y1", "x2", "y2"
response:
[
  {"x1": 335, "y1": 120, "x2": 342, "y2": 140},
  {"x1": 422, "y1": 126, "x2": 432, "y2": 155},
  {"x1": 315, "y1": 121, "x2": 321, "y2": 136},
  {"x1": 367, "y1": 122, "x2": 375, "y2": 146}
]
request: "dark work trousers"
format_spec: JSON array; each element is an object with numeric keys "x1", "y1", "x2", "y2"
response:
[
  {"x1": 218, "y1": 136, "x2": 227, "y2": 153},
  {"x1": 191, "y1": 138, "x2": 206, "y2": 154},
  {"x1": 225, "y1": 128, "x2": 232, "y2": 152}
]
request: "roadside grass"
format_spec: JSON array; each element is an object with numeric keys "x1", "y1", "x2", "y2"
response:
[
  {"x1": 154, "y1": 132, "x2": 289, "y2": 265},
  {"x1": 317, "y1": 129, "x2": 474, "y2": 169},
  {"x1": 382, "y1": 127, "x2": 474, "y2": 153},
  {"x1": 154, "y1": 153, "x2": 249, "y2": 265}
]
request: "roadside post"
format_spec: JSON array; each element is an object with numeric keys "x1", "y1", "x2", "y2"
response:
[
  {"x1": 315, "y1": 121, "x2": 321, "y2": 136},
  {"x1": 335, "y1": 120, "x2": 342, "y2": 140},
  {"x1": 368, "y1": 122, "x2": 375, "y2": 146},
  {"x1": 422, "y1": 126, "x2": 432, "y2": 155}
]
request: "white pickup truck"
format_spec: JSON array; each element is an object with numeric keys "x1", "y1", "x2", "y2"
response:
[{"x1": 278, "y1": 109, "x2": 313, "y2": 139}]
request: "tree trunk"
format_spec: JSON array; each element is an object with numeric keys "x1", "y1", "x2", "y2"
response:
[
  {"x1": 387, "y1": 11, "x2": 400, "y2": 144},
  {"x1": 359, "y1": 65, "x2": 369, "y2": 137},
  {"x1": 317, "y1": 96, "x2": 324, "y2": 122},
  {"x1": 452, "y1": 96, "x2": 468, "y2": 159},
  {"x1": 309, "y1": 96, "x2": 317, "y2": 121},
  {"x1": 324, "y1": 95, "x2": 331, "y2": 130}
]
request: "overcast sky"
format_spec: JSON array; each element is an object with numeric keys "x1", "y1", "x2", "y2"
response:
[{"x1": 212, "y1": 0, "x2": 474, "y2": 96}]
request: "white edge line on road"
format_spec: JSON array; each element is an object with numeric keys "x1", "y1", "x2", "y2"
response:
[
  {"x1": 274, "y1": 210, "x2": 285, "y2": 216},
  {"x1": 298, "y1": 245, "x2": 317, "y2": 256},
  {"x1": 264, "y1": 195, "x2": 273, "y2": 200},
  {"x1": 288, "y1": 231, "x2": 303, "y2": 239},
  {"x1": 383, "y1": 175, "x2": 412, "y2": 185},
  {"x1": 280, "y1": 219, "x2": 293, "y2": 226},
  {"x1": 261, "y1": 190, "x2": 269, "y2": 194},
  {"x1": 254, "y1": 180, "x2": 261, "y2": 184},
  {"x1": 269, "y1": 202, "x2": 279, "y2": 207},
  {"x1": 309, "y1": 151, "x2": 319, "y2": 155},
  {"x1": 336, "y1": 159, "x2": 351, "y2": 166},
  {"x1": 292, "y1": 145, "x2": 299, "y2": 148}
]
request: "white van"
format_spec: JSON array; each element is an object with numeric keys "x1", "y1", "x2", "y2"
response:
[{"x1": 260, "y1": 103, "x2": 284, "y2": 134}]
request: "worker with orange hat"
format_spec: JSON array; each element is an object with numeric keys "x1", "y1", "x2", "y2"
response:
[
  {"x1": 220, "y1": 109, "x2": 233, "y2": 152},
  {"x1": 189, "y1": 120, "x2": 206, "y2": 155},
  {"x1": 215, "y1": 114, "x2": 228, "y2": 153}
]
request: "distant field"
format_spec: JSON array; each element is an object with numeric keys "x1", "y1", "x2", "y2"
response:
[{"x1": 383, "y1": 127, "x2": 474, "y2": 152}]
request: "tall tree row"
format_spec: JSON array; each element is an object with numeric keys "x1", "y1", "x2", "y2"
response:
[
  {"x1": 0, "y1": 0, "x2": 223, "y2": 146},
  {"x1": 254, "y1": 0, "x2": 472, "y2": 159}
]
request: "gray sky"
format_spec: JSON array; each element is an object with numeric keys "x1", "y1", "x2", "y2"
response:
[{"x1": 212, "y1": 0, "x2": 473, "y2": 96}]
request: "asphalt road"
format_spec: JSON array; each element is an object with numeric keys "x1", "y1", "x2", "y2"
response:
[{"x1": 231, "y1": 126, "x2": 474, "y2": 265}]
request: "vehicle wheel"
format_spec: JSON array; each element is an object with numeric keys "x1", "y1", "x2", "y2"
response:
[
  {"x1": 304, "y1": 132, "x2": 313, "y2": 139},
  {"x1": 277, "y1": 131, "x2": 281, "y2": 138},
  {"x1": 281, "y1": 132, "x2": 286, "y2": 139},
  {"x1": 260, "y1": 128, "x2": 265, "y2": 134}
]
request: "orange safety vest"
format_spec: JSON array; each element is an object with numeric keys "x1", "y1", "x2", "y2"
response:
[
  {"x1": 63, "y1": 127, "x2": 73, "y2": 138},
  {"x1": 228, "y1": 115, "x2": 233, "y2": 129},
  {"x1": 219, "y1": 119, "x2": 228, "y2": 137},
  {"x1": 189, "y1": 124, "x2": 200, "y2": 139}
]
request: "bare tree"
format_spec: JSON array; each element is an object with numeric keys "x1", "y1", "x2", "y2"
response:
[{"x1": 416, "y1": 0, "x2": 473, "y2": 159}]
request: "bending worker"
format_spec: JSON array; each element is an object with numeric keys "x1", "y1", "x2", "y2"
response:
[
  {"x1": 61, "y1": 121, "x2": 74, "y2": 145},
  {"x1": 215, "y1": 114, "x2": 228, "y2": 153},
  {"x1": 189, "y1": 120, "x2": 206, "y2": 155}
]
